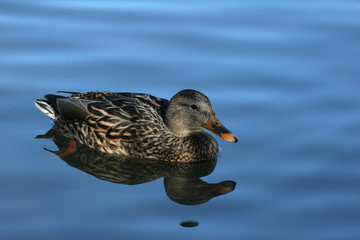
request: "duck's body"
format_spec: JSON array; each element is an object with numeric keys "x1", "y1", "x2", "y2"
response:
[{"x1": 35, "y1": 89, "x2": 237, "y2": 162}]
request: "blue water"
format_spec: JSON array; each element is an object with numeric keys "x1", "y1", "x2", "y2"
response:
[{"x1": 1, "y1": 0, "x2": 360, "y2": 239}]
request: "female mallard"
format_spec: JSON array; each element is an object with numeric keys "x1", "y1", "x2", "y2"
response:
[{"x1": 35, "y1": 89, "x2": 237, "y2": 162}]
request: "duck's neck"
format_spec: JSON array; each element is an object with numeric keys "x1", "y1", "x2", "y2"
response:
[
  {"x1": 165, "y1": 121, "x2": 201, "y2": 137},
  {"x1": 165, "y1": 106, "x2": 199, "y2": 137}
]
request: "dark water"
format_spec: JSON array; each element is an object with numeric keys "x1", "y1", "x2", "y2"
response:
[{"x1": 1, "y1": 0, "x2": 360, "y2": 239}]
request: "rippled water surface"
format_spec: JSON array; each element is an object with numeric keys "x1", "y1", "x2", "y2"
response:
[{"x1": 1, "y1": 0, "x2": 360, "y2": 239}]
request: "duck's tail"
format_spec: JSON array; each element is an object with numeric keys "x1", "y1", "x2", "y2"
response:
[
  {"x1": 34, "y1": 94, "x2": 66, "y2": 121},
  {"x1": 34, "y1": 99, "x2": 56, "y2": 120}
]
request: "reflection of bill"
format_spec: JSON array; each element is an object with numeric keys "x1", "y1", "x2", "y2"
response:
[{"x1": 36, "y1": 127, "x2": 236, "y2": 205}]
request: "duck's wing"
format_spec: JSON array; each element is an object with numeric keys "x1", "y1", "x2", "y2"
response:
[
  {"x1": 119, "y1": 92, "x2": 169, "y2": 120},
  {"x1": 61, "y1": 91, "x2": 169, "y2": 120},
  {"x1": 56, "y1": 94, "x2": 165, "y2": 143}
]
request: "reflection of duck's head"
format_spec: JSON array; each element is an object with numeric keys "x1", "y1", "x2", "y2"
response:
[
  {"x1": 166, "y1": 89, "x2": 238, "y2": 142},
  {"x1": 164, "y1": 177, "x2": 236, "y2": 205}
]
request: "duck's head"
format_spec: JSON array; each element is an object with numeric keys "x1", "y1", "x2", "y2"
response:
[{"x1": 165, "y1": 89, "x2": 238, "y2": 143}]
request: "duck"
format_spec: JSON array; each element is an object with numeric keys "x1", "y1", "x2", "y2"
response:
[{"x1": 34, "y1": 89, "x2": 237, "y2": 162}]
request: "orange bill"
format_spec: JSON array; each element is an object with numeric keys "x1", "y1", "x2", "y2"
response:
[{"x1": 202, "y1": 115, "x2": 238, "y2": 143}]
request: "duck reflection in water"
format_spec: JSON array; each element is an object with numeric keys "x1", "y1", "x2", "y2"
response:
[{"x1": 37, "y1": 128, "x2": 236, "y2": 205}]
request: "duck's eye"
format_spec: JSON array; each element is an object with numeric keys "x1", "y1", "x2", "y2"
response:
[{"x1": 190, "y1": 104, "x2": 198, "y2": 110}]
